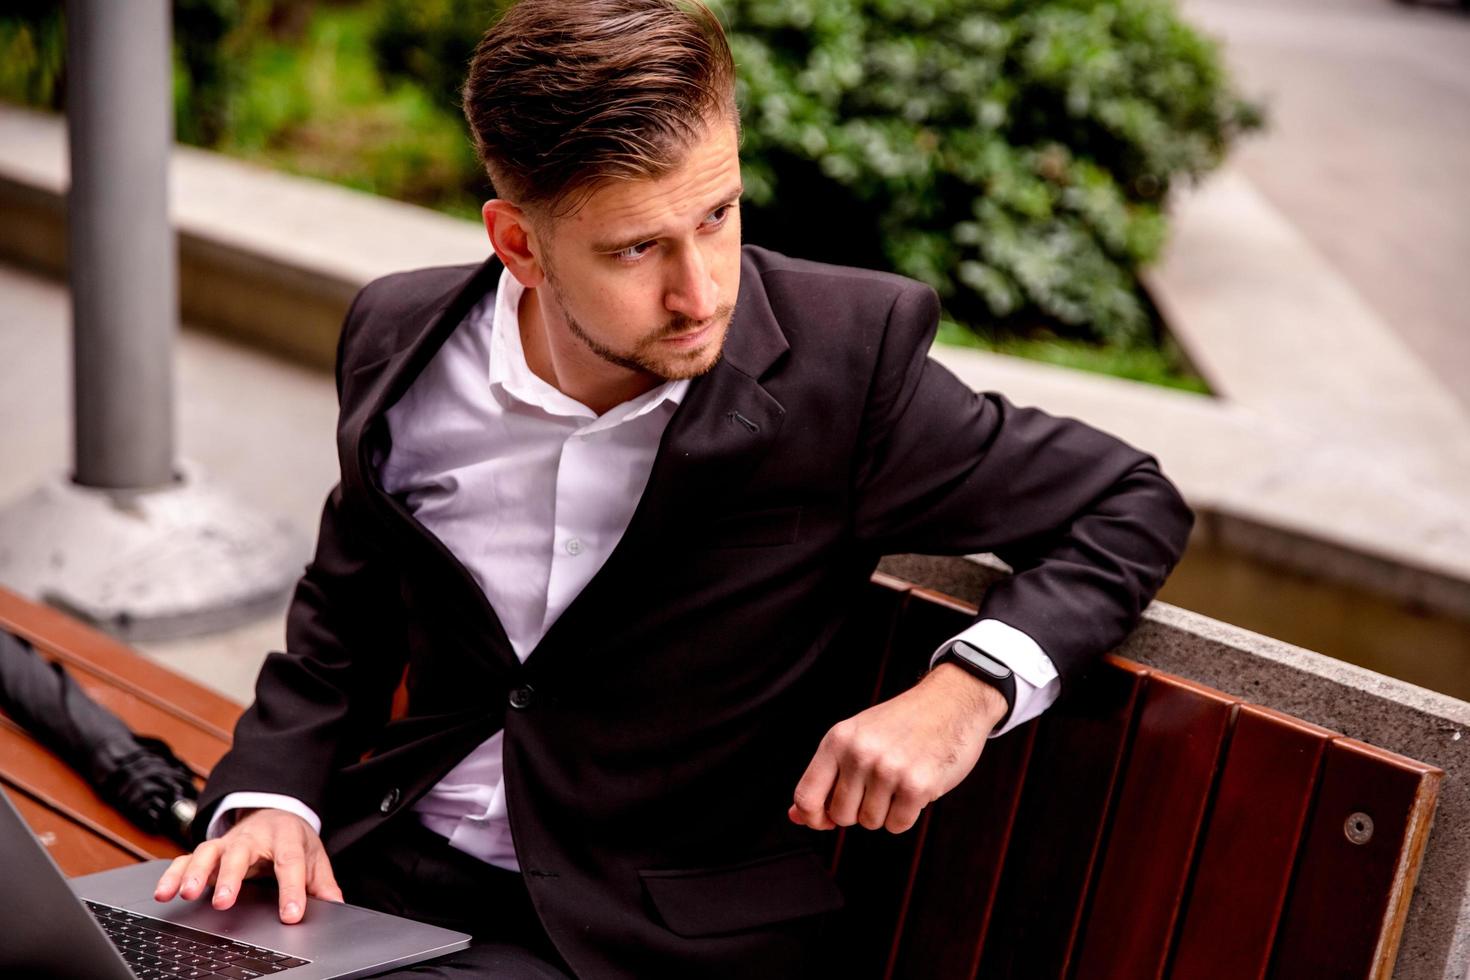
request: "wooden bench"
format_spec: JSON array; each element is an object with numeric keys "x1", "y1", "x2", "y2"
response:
[{"x1": 0, "y1": 578, "x2": 1443, "y2": 978}]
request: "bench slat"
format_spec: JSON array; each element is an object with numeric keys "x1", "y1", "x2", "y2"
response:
[
  {"x1": 977, "y1": 657, "x2": 1149, "y2": 979},
  {"x1": 4, "y1": 785, "x2": 141, "y2": 876},
  {"x1": 1073, "y1": 674, "x2": 1235, "y2": 980},
  {"x1": 1267, "y1": 738, "x2": 1442, "y2": 979},
  {"x1": 1169, "y1": 705, "x2": 1332, "y2": 980}
]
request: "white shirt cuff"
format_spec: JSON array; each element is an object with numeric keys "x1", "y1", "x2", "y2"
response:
[
  {"x1": 929, "y1": 618, "x2": 1061, "y2": 738},
  {"x1": 206, "y1": 792, "x2": 323, "y2": 840}
]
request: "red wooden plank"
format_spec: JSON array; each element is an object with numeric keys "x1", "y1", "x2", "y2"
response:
[
  {"x1": 1169, "y1": 705, "x2": 1333, "y2": 980},
  {"x1": 4, "y1": 784, "x2": 141, "y2": 877},
  {"x1": 1268, "y1": 739, "x2": 1442, "y2": 980},
  {"x1": 887, "y1": 721, "x2": 1036, "y2": 980},
  {"x1": 1073, "y1": 674, "x2": 1236, "y2": 980},
  {"x1": 977, "y1": 656, "x2": 1150, "y2": 979}
]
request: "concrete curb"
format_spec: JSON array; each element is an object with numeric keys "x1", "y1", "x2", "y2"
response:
[
  {"x1": 0, "y1": 104, "x2": 486, "y2": 369},
  {"x1": 1143, "y1": 168, "x2": 1470, "y2": 504}
]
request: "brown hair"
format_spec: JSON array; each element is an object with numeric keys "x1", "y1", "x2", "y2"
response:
[{"x1": 461, "y1": 0, "x2": 738, "y2": 218}]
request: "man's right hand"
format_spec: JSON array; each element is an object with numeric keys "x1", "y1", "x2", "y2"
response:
[{"x1": 151, "y1": 808, "x2": 344, "y2": 924}]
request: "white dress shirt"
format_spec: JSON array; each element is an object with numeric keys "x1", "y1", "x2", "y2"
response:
[{"x1": 208, "y1": 267, "x2": 1060, "y2": 867}]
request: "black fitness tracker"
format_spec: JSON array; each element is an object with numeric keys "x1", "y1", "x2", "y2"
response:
[{"x1": 934, "y1": 639, "x2": 1013, "y2": 684}]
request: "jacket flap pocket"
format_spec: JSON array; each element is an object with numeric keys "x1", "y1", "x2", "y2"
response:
[{"x1": 639, "y1": 849, "x2": 844, "y2": 937}]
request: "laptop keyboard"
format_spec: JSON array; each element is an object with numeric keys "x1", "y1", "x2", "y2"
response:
[{"x1": 84, "y1": 900, "x2": 312, "y2": 979}]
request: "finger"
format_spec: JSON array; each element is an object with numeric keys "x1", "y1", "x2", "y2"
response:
[
  {"x1": 273, "y1": 843, "x2": 308, "y2": 923},
  {"x1": 212, "y1": 839, "x2": 257, "y2": 911},
  {"x1": 308, "y1": 847, "x2": 345, "y2": 904},
  {"x1": 856, "y1": 764, "x2": 901, "y2": 831},
  {"x1": 791, "y1": 741, "x2": 840, "y2": 830},
  {"x1": 153, "y1": 854, "x2": 193, "y2": 902},
  {"x1": 788, "y1": 803, "x2": 834, "y2": 830},
  {"x1": 179, "y1": 842, "x2": 223, "y2": 901},
  {"x1": 826, "y1": 764, "x2": 868, "y2": 828},
  {"x1": 883, "y1": 780, "x2": 928, "y2": 835}
]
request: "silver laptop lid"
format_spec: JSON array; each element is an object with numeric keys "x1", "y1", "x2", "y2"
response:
[{"x1": 0, "y1": 785, "x2": 135, "y2": 979}]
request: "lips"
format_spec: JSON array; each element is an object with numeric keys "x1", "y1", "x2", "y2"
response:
[{"x1": 661, "y1": 321, "x2": 715, "y2": 347}]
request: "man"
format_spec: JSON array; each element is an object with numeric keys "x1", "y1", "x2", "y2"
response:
[{"x1": 153, "y1": 1, "x2": 1194, "y2": 977}]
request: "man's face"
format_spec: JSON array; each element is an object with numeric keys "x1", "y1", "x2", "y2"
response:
[{"x1": 532, "y1": 112, "x2": 743, "y2": 382}]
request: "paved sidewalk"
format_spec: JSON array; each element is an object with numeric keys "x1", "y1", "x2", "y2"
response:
[{"x1": 1181, "y1": 0, "x2": 1470, "y2": 412}]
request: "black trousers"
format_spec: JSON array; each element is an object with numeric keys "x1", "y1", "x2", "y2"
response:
[{"x1": 332, "y1": 817, "x2": 574, "y2": 979}]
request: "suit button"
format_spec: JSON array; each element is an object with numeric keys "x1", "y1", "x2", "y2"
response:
[
  {"x1": 379, "y1": 788, "x2": 400, "y2": 814},
  {"x1": 508, "y1": 685, "x2": 535, "y2": 710}
]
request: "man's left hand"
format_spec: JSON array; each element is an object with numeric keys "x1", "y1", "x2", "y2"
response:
[{"x1": 788, "y1": 662, "x2": 1008, "y2": 834}]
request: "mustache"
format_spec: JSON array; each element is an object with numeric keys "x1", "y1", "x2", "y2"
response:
[{"x1": 654, "y1": 302, "x2": 737, "y2": 339}]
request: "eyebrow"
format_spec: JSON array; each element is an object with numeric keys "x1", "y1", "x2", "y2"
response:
[{"x1": 590, "y1": 184, "x2": 744, "y2": 254}]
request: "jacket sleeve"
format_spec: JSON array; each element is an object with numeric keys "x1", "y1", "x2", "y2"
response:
[
  {"x1": 852, "y1": 281, "x2": 1195, "y2": 691},
  {"x1": 193, "y1": 289, "x2": 409, "y2": 844}
]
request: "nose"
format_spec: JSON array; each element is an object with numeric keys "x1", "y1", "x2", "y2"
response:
[{"x1": 664, "y1": 244, "x2": 719, "y2": 323}]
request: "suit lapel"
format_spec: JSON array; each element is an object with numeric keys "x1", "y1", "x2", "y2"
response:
[{"x1": 339, "y1": 255, "x2": 504, "y2": 479}]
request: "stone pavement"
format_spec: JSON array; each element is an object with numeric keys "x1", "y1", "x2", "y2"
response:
[{"x1": 1180, "y1": 0, "x2": 1470, "y2": 413}]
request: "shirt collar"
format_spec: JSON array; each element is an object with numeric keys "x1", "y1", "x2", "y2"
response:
[{"x1": 486, "y1": 266, "x2": 688, "y2": 426}]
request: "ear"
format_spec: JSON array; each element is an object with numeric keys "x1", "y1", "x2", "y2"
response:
[{"x1": 483, "y1": 199, "x2": 547, "y2": 289}]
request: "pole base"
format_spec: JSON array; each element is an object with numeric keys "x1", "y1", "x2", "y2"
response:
[{"x1": 0, "y1": 463, "x2": 309, "y2": 642}]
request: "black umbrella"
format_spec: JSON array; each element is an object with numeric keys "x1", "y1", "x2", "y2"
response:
[{"x1": 0, "y1": 628, "x2": 197, "y2": 847}]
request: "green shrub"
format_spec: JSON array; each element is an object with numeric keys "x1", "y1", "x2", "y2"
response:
[
  {"x1": 721, "y1": 0, "x2": 1261, "y2": 345},
  {"x1": 373, "y1": 0, "x2": 500, "y2": 115},
  {"x1": 0, "y1": 0, "x2": 65, "y2": 111},
  {"x1": 218, "y1": 3, "x2": 488, "y2": 219},
  {"x1": 0, "y1": 0, "x2": 295, "y2": 147}
]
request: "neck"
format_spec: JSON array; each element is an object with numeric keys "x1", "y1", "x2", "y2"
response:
[{"x1": 518, "y1": 285, "x2": 660, "y2": 415}]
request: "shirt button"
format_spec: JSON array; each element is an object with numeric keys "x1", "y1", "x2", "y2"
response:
[
  {"x1": 565, "y1": 538, "x2": 583, "y2": 556},
  {"x1": 509, "y1": 685, "x2": 535, "y2": 710},
  {"x1": 379, "y1": 788, "x2": 400, "y2": 814}
]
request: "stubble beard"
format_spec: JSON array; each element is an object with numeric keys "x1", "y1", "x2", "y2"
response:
[{"x1": 546, "y1": 270, "x2": 735, "y2": 382}]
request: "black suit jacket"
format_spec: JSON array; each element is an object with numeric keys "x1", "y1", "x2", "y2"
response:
[{"x1": 197, "y1": 245, "x2": 1194, "y2": 979}]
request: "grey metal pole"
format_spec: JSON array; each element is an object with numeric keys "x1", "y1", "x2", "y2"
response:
[
  {"x1": 0, "y1": 0, "x2": 307, "y2": 641},
  {"x1": 65, "y1": 0, "x2": 177, "y2": 490}
]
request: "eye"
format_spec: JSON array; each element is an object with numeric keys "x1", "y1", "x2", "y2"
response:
[
  {"x1": 704, "y1": 204, "x2": 734, "y2": 226},
  {"x1": 614, "y1": 240, "x2": 657, "y2": 262}
]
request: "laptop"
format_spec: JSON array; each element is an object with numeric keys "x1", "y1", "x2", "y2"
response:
[{"x1": 0, "y1": 785, "x2": 472, "y2": 979}]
